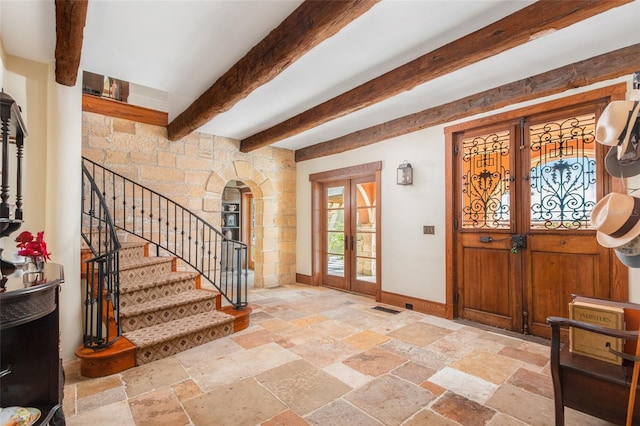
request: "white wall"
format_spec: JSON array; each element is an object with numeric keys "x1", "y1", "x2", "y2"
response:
[
  {"x1": 297, "y1": 75, "x2": 640, "y2": 306},
  {"x1": 0, "y1": 41, "x2": 5, "y2": 88},
  {"x1": 1, "y1": 52, "x2": 83, "y2": 360},
  {"x1": 46, "y1": 64, "x2": 82, "y2": 362},
  {"x1": 297, "y1": 128, "x2": 448, "y2": 302}
]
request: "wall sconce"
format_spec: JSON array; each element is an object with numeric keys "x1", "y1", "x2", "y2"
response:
[{"x1": 397, "y1": 161, "x2": 413, "y2": 185}]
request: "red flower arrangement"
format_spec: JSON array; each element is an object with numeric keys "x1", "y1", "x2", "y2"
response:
[{"x1": 15, "y1": 231, "x2": 51, "y2": 261}]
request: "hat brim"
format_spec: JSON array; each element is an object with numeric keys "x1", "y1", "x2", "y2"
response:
[
  {"x1": 605, "y1": 146, "x2": 640, "y2": 178},
  {"x1": 615, "y1": 249, "x2": 640, "y2": 268},
  {"x1": 596, "y1": 189, "x2": 640, "y2": 248},
  {"x1": 617, "y1": 102, "x2": 640, "y2": 160}
]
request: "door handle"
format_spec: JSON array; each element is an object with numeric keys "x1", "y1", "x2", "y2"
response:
[
  {"x1": 511, "y1": 234, "x2": 527, "y2": 249},
  {"x1": 351, "y1": 235, "x2": 354, "y2": 251}
]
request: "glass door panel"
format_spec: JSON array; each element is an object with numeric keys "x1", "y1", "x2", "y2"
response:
[
  {"x1": 355, "y1": 182, "x2": 376, "y2": 283},
  {"x1": 527, "y1": 113, "x2": 597, "y2": 231},
  {"x1": 461, "y1": 129, "x2": 511, "y2": 229},
  {"x1": 326, "y1": 185, "x2": 346, "y2": 279}
]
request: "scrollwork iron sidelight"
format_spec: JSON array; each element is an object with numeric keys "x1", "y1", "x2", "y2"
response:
[
  {"x1": 529, "y1": 114, "x2": 596, "y2": 230},
  {"x1": 462, "y1": 130, "x2": 511, "y2": 229}
]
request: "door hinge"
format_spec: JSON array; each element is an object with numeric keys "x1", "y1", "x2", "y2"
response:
[
  {"x1": 454, "y1": 292, "x2": 459, "y2": 304},
  {"x1": 454, "y1": 218, "x2": 458, "y2": 229},
  {"x1": 453, "y1": 145, "x2": 459, "y2": 156},
  {"x1": 522, "y1": 311, "x2": 529, "y2": 334}
]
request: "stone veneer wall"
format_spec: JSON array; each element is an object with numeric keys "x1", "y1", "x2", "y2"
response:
[{"x1": 81, "y1": 111, "x2": 296, "y2": 288}]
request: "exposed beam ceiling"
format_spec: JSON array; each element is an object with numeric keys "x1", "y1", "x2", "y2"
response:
[
  {"x1": 54, "y1": 0, "x2": 88, "y2": 86},
  {"x1": 166, "y1": 0, "x2": 378, "y2": 141},
  {"x1": 240, "y1": 0, "x2": 632, "y2": 153},
  {"x1": 295, "y1": 43, "x2": 640, "y2": 162},
  {"x1": 4, "y1": 0, "x2": 639, "y2": 160}
]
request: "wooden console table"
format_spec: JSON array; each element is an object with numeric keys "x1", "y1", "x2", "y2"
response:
[
  {"x1": 0, "y1": 262, "x2": 65, "y2": 425},
  {"x1": 548, "y1": 316, "x2": 640, "y2": 425}
]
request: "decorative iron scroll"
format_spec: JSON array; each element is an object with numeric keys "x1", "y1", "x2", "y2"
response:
[
  {"x1": 462, "y1": 130, "x2": 511, "y2": 229},
  {"x1": 529, "y1": 113, "x2": 596, "y2": 230}
]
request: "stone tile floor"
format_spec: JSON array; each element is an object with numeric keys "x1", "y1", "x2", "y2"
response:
[{"x1": 62, "y1": 284, "x2": 614, "y2": 426}]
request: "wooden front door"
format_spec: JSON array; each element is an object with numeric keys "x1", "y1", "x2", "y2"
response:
[
  {"x1": 453, "y1": 100, "x2": 618, "y2": 338},
  {"x1": 323, "y1": 177, "x2": 378, "y2": 296}
]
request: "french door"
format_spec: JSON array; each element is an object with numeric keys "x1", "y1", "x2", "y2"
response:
[
  {"x1": 453, "y1": 99, "x2": 619, "y2": 338},
  {"x1": 323, "y1": 176, "x2": 377, "y2": 296}
]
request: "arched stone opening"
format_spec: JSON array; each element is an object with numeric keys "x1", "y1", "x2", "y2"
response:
[{"x1": 205, "y1": 160, "x2": 281, "y2": 288}]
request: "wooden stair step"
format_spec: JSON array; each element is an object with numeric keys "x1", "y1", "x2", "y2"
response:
[
  {"x1": 121, "y1": 289, "x2": 218, "y2": 317},
  {"x1": 118, "y1": 241, "x2": 149, "y2": 261},
  {"x1": 74, "y1": 337, "x2": 136, "y2": 378},
  {"x1": 120, "y1": 289, "x2": 220, "y2": 332},
  {"x1": 118, "y1": 256, "x2": 176, "y2": 286},
  {"x1": 119, "y1": 255, "x2": 174, "y2": 271},
  {"x1": 120, "y1": 271, "x2": 199, "y2": 294},
  {"x1": 220, "y1": 305, "x2": 253, "y2": 333},
  {"x1": 123, "y1": 310, "x2": 234, "y2": 346},
  {"x1": 119, "y1": 271, "x2": 200, "y2": 308},
  {"x1": 123, "y1": 310, "x2": 235, "y2": 365}
]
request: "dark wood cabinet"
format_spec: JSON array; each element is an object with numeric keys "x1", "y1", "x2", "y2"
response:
[{"x1": 1, "y1": 263, "x2": 65, "y2": 425}]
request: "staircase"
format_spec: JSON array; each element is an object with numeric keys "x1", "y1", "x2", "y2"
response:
[
  {"x1": 76, "y1": 237, "x2": 251, "y2": 377},
  {"x1": 77, "y1": 157, "x2": 251, "y2": 378}
]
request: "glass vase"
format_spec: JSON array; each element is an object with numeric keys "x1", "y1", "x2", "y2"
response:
[{"x1": 24, "y1": 255, "x2": 45, "y2": 273}]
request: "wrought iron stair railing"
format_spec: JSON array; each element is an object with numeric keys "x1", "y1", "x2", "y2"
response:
[
  {"x1": 82, "y1": 157, "x2": 248, "y2": 311},
  {"x1": 81, "y1": 161, "x2": 121, "y2": 349}
]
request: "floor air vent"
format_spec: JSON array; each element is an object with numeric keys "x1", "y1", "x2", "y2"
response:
[{"x1": 372, "y1": 306, "x2": 401, "y2": 314}]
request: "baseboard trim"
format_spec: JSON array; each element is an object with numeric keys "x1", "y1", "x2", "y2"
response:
[
  {"x1": 380, "y1": 291, "x2": 446, "y2": 318},
  {"x1": 296, "y1": 273, "x2": 313, "y2": 285}
]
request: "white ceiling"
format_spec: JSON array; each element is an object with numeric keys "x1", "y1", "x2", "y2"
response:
[{"x1": 2, "y1": 0, "x2": 639, "y2": 151}]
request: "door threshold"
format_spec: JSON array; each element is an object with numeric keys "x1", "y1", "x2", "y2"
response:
[
  {"x1": 321, "y1": 284, "x2": 376, "y2": 299},
  {"x1": 453, "y1": 318, "x2": 550, "y2": 347}
]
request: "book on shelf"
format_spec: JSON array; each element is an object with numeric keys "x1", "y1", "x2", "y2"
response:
[
  {"x1": 571, "y1": 295, "x2": 640, "y2": 355},
  {"x1": 569, "y1": 298, "x2": 624, "y2": 365}
]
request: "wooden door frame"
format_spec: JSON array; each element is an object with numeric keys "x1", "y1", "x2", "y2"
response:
[
  {"x1": 241, "y1": 188, "x2": 253, "y2": 269},
  {"x1": 309, "y1": 161, "x2": 382, "y2": 301},
  {"x1": 444, "y1": 83, "x2": 629, "y2": 320}
]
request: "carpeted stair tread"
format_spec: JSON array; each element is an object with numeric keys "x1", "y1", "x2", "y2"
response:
[
  {"x1": 120, "y1": 271, "x2": 199, "y2": 294},
  {"x1": 81, "y1": 235, "x2": 146, "y2": 248},
  {"x1": 120, "y1": 289, "x2": 218, "y2": 317},
  {"x1": 119, "y1": 255, "x2": 173, "y2": 270},
  {"x1": 123, "y1": 310, "x2": 234, "y2": 347},
  {"x1": 119, "y1": 241, "x2": 147, "y2": 249}
]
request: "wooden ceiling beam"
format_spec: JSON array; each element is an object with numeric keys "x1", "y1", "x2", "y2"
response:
[
  {"x1": 294, "y1": 43, "x2": 640, "y2": 162},
  {"x1": 55, "y1": 0, "x2": 88, "y2": 86},
  {"x1": 242, "y1": 0, "x2": 632, "y2": 152},
  {"x1": 167, "y1": 0, "x2": 379, "y2": 141}
]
